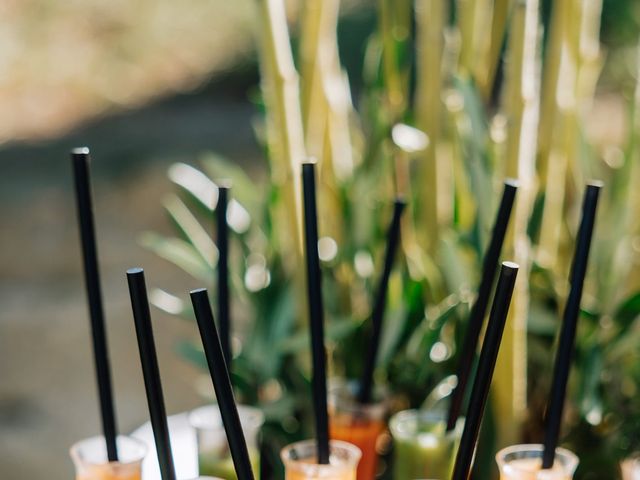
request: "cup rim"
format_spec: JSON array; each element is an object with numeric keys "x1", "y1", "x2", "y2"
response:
[
  {"x1": 389, "y1": 408, "x2": 464, "y2": 439},
  {"x1": 69, "y1": 435, "x2": 147, "y2": 467},
  {"x1": 328, "y1": 378, "x2": 388, "y2": 417},
  {"x1": 188, "y1": 403, "x2": 264, "y2": 431},
  {"x1": 495, "y1": 443, "x2": 579, "y2": 474},
  {"x1": 280, "y1": 439, "x2": 362, "y2": 469}
]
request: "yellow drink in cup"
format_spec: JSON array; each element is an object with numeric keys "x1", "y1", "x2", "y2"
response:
[
  {"x1": 189, "y1": 404, "x2": 263, "y2": 480},
  {"x1": 281, "y1": 440, "x2": 361, "y2": 480},
  {"x1": 496, "y1": 444, "x2": 578, "y2": 480},
  {"x1": 389, "y1": 409, "x2": 463, "y2": 480},
  {"x1": 70, "y1": 436, "x2": 146, "y2": 480}
]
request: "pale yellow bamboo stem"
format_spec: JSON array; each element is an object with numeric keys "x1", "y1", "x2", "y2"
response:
[
  {"x1": 415, "y1": 0, "x2": 447, "y2": 256},
  {"x1": 478, "y1": 0, "x2": 513, "y2": 100},
  {"x1": 537, "y1": 0, "x2": 575, "y2": 268},
  {"x1": 536, "y1": 0, "x2": 565, "y2": 180},
  {"x1": 458, "y1": 0, "x2": 476, "y2": 74},
  {"x1": 256, "y1": 0, "x2": 307, "y2": 257},
  {"x1": 494, "y1": 0, "x2": 541, "y2": 447},
  {"x1": 299, "y1": 0, "x2": 341, "y2": 163}
]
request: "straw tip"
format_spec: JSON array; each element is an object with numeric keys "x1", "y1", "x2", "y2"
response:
[
  {"x1": 302, "y1": 158, "x2": 318, "y2": 167},
  {"x1": 217, "y1": 179, "x2": 232, "y2": 190},
  {"x1": 504, "y1": 178, "x2": 520, "y2": 189},
  {"x1": 586, "y1": 179, "x2": 604, "y2": 190},
  {"x1": 71, "y1": 147, "x2": 90, "y2": 156},
  {"x1": 190, "y1": 287, "x2": 208, "y2": 295},
  {"x1": 394, "y1": 197, "x2": 408, "y2": 208},
  {"x1": 501, "y1": 261, "x2": 519, "y2": 272},
  {"x1": 127, "y1": 267, "x2": 144, "y2": 276}
]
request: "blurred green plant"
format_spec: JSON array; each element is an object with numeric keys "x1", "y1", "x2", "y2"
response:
[{"x1": 143, "y1": 0, "x2": 640, "y2": 478}]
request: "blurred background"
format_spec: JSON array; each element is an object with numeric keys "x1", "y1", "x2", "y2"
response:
[{"x1": 0, "y1": 0, "x2": 639, "y2": 478}]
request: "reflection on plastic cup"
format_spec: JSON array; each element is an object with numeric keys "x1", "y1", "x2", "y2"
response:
[
  {"x1": 189, "y1": 404, "x2": 263, "y2": 480},
  {"x1": 495, "y1": 444, "x2": 579, "y2": 480},
  {"x1": 329, "y1": 380, "x2": 387, "y2": 480},
  {"x1": 70, "y1": 435, "x2": 147, "y2": 480},
  {"x1": 389, "y1": 409, "x2": 463, "y2": 480},
  {"x1": 185, "y1": 477, "x2": 224, "y2": 480},
  {"x1": 281, "y1": 439, "x2": 362, "y2": 480}
]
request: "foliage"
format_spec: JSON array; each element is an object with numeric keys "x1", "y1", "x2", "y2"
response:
[{"x1": 143, "y1": 0, "x2": 640, "y2": 478}]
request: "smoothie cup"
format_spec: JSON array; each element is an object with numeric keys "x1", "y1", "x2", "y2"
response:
[
  {"x1": 70, "y1": 435, "x2": 147, "y2": 480},
  {"x1": 389, "y1": 409, "x2": 463, "y2": 480},
  {"x1": 281, "y1": 439, "x2": 361, "y2": 480},
  {"x1": 189, "y1": 404, "x2": 263, "y2": 480},
  {"x1": 329, "y1": 380, "x2": 387, "y2": 480},
  {"x1": 496, "y1": 444, "x2": 579, "y2": 480}
]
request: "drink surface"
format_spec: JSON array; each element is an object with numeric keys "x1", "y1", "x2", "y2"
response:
[
  {"x1": 500, "y1": 458, "x2": 571, "y2": 480},
  {"x1": 330, "y1": 413, "x2": 385, "y2": 480},
  {"x1": 390, "y1": 412, "x2": 461, "y2": 480},
  {"x1": 284, "y1": 456, "x2": 357, "y2": 480},
  {"x1": 198, "y1": 447, "x2": 260, "y2": 480},
  {"x1": 76, "y1": 463, "x2": 141, "y2": 480}
]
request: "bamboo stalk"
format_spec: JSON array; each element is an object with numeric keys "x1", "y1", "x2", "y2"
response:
[
  {"x1": 494, "y1": 0, "x2": 541, "y2": 447},
  {"x1": 255, "y1": 0, "x2": 307, "y2": 257},
  {"x1": 478, "y1": 0, "x2": 513, "y2": 101},
  {"x1": 299, "y1": 0, "x2": 341, "y2": 162},
  {"x1": 378, "y1": 0, "x2": 411, "y2": 118},
  {"x1": 457, "y1": 0, "x2": 476, "y2": 74},
  {"x1": 537, "y1": 0, "x2": 604, "y2": 270},
  {"x1": 537, "y1": 0, "x2": 566, "y2": 180},
  {"x1": 415, "y1": 0, "x2": 448, "y2": 256}
]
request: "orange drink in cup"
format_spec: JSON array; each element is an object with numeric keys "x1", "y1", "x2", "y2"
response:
[
  {"x1": 329, "y1": 381, "x2": 386, "y2": 480},
  {"x1": 281, "y1": 440, "x2": 361, "y2": 480},
  {"x1": 496, "y1": 444, "x2": 578, "y2": 480},
  {"x1": 70, "y1": 435, "x2": 146, "y2": 480}
]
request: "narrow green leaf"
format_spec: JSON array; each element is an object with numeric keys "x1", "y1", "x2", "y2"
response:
[{"x1": 139, "y1": 232, "x2": 212, "y2": 282}]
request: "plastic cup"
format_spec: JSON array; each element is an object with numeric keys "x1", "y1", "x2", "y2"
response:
[
  {"x1": 281, "y1": 439, "x2": 362, "y2": 480},
  {"x1": 189, "y1": 404, "x2": 263, "y2": 480},
  {"x1": 389, "y1": 409, "x2": 463, "y2": 480},
  {"x1": 496, "y1": 444, "x2": 579, "y2": 479},
  {"x1": 70, "y1": 435, "x2": 147, "y2": 480},
  {"x1": 328, "y1": 380, "x2": 387, "y2": 480}
]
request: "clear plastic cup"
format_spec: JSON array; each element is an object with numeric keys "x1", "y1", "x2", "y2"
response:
[
  {"x1": 328, "y1": 380, "x2": 387, "y2": 480},
  {"x1": 70, "y1": 435, "x2": 147, "y2": 480},
  {"x1": 189, "y1": 404, "x2": 263, "y2": 480},
  {"x1": 389, "y1": 409, "x2": 463, "y2": 480},
  {"x1": 622, "y1": 456, "x2": 640, "y2": 480},
  {"x1": 496, "y1": 444, "x2": 579, "y2": 480},
  {"x1": 281, "y1": 439, "x2": 362, "y2": 480}
]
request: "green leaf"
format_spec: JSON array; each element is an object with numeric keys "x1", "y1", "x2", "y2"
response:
[
  {"x1": 175, "y1": 340, "x2": 207, "y2": 371},
  {"x1": 139, "y1": 232, "x2": 212, "y2": 282},
  {"x1": 578, "y1": 345, "x2": 604, "y2": 421},
  {"x1": 278, "y1": 317, "x2": 361, "y2": 354},
  {"x1": 200, "y1": 153, "x2": 263, "y2": 218},
  {"x1": 528, "y1": 303, "x2": 559, "y2": 336},
  {"x1": 164, "y1": 194, "x2": 218, "y2": 268},
  {"x1": 614, "y1": 292, "x2": 640, "y2": 329}
]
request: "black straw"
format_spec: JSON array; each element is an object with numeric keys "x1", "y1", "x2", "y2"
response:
[
  {"x1": 451, "y1": 262, "x2": 519, "y2": 480},
  {"x1": 542, "y1": 182, "x2": 601, "y2": 469},
  {"x1": 447, "y1": 180, "x2": 518, "y2": 431},
  {"x1": 127, "y1": 268, "x2": 176, "y2": 480},
  {"x1": 301, "y1": 161, "x2": 330, "y2": 464},
  {"x1": 357, "y1": 199, "x2": 406, "y2": 404},
  {"x1": 190, "y1": 288, "x2": 256, "y2": 480},
  {"x1": 71, "y1": 148, "x2": 119, "y2": 462},
  {"x1": 216, "y1": 183, "x2": 231, "y2": 367}
]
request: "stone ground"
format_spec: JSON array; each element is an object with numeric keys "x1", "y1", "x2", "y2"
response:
[{"x1": 0, "y1": 89, "x2": 261, "y2": 478}]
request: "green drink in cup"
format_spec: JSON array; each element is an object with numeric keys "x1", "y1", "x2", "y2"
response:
[
  {"x1": 189, "y1": 404, "x2": 263, "y2": 480},
  {"x1": 390, "y1": 409, "x2": 463, "y2": 480}
]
